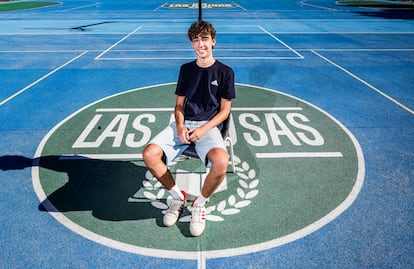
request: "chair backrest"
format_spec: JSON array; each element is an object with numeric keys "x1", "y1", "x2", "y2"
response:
[{"x1": 220, "y1": 113, "x2": 232, "y2": 139}]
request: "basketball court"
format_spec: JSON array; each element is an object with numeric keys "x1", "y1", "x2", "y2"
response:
[{"x1": 0, "y1": 0, "x2": 413, "y2": 268}]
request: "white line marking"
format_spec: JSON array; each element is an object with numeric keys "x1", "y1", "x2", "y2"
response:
[
  {"x1": 59, "y1": 152, "x2": 343, "y2": 160},
  {"x1": 312, "y1": 50, "x2": 414, "y2": 115},
  {"x1": 233, "y1": 1, "x2": 248, "y2": 11},
  {"x1": 153, "y1": 2, "x2": 167, "y2": 11},
  {"x1": 93, "y1": 48, "x2": 299, "y2": 52},
  {"x1": 53, "y1": 2, "x2": 101, "y2": 12},
  {"x1": 2, "y1": 31, "x2": 414, "y2": 35},
  {"x1": 3, "y1": 48, "x2": 413, "y2": 53},
  {"x1": 198, "y1": 250, "x2": 206, "y2": 269},
  {"x1": 94, "y1": 26, "x2": 142, "y2": 60},
  {"x1": 310, "y1": 48, "x2": 414, "y2": 52},
  {"x1": 0, "y1": 51, "x2": 88, "y2": 106},
  {"x1": 232, "y1": 107, "x2": 303, "y2": 111},
  {"x1": 258, "y1": 26, "x2": 305, "y2": 59},
  {"x1": 96, "y1": 108, "x2": 173, "y2": 112},
  {"x1": 95, "y1": 107, "x2": 303, "y2": 112},
  {"x1": 0, "y1": 50, "x2": 86, "y2": 53},
  {"x1": 59, "y1": 154, "x2": 143, "y2": 160},
  {"x1": 298, "y1": 0, "x2": 343, "y2": 11},
  {"x1": 96, "y1": 56, "x2": 302, "y2": 60},
  {"x1": 256, "y1": 152, "x2": 343, "y2": 158}
]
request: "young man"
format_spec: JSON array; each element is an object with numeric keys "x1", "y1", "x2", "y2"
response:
[{"x1": 142, "y1": 21, "x2": 236, "y2": 237}]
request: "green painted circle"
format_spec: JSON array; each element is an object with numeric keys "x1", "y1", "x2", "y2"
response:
[{"x1": 33, "y1": 83, "x2": 364, "y2": 258}]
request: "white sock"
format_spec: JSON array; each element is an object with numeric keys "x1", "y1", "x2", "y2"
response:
[
  {"x1": 169, "y1": 185, "x2": 184, "y2": 200},
  {"x1": 194, "y1": 194, "x2": 209, "y2": 206}
]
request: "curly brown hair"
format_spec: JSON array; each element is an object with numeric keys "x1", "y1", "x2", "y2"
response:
[{"x1": 187, "y1": 20, "x2": 216, "y2": 41}]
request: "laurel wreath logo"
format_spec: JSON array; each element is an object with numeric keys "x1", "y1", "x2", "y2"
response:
[{"x1": 141, "y1": 155, "x2": 259, "y2": 222}]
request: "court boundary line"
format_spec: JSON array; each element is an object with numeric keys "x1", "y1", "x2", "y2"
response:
[
  {"x1": 95, "y1": 107, "x2": 303, "y2": 112},
  {"x1": 95, "y1": 26, "x2": 143, "y2": 60},
  {"x1": 59, "y1": 152, "x2": 344, "y2": 160},
  {"x1": 52, "y1": 2, "x2": 101, "y2": 12},
  {"x1": 96, "y1": 56, "x2": 303, "y2": 60},
  {"x1": 258, "y1": 26, "x2": 304, "y2": 59},
  {"x1": 299, "y1": 0, "x2": 345, "y2": 12},
  {"x1": 2, "y1": 32, "x2": 414, "y2": 35},
  {"x1": 233, "y1": 1, "x2": 248, "y2": 11},
  {"x1": 1, "y1": 48, "x2": 414, "y2": 53},
  {"x1": 312, "y1": 49, "x2": 414, "y2": 115},
  {"x1": 95, "y1": 25, "x2": 304, "y2": 60},
  {"x1": 0, "y1": 50, "x2": 87, "y2": 53},
  {"x1": 0, "y1": 51, "x2": 88, "y2": 106}
]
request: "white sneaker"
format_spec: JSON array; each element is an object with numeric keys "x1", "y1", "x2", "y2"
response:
[
  {"x1": 190, "y1": 199, "x2": 206, "y2": 237},
  {"x1": 163, "y1": 191, "x2": 187, "y2": 227}
]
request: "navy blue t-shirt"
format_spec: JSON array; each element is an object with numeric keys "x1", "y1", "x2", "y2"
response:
[{"x1": 175, "y1": 60, "x2": 236, "y2": 121}]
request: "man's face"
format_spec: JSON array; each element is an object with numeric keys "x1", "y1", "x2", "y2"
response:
[{"x1": 191, "y1": 33, "x2": 216, "y2": 59}]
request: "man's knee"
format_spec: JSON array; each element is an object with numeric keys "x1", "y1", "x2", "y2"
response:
[
  {"x1": 143, "y1": 144, "x2": 163, "y2": 163},
  {"x1": 208, "y1": 148, "x2": 229, "y2": 174}
]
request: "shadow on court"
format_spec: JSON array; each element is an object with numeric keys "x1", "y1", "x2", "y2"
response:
[
  {"x1": 356, "y1": 10, "x2": 414, "y2": 20},
  {"x1": 0, "y1": 155, "x2": 162, "y2": 223}
]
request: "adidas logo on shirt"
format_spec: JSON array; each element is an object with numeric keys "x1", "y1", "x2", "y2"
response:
[{"x1": 211, "y1": 80, "x2": 218, "y2": 86}]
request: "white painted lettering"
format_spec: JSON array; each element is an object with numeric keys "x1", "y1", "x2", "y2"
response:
[
  {"x1": 72, "y1": 114, "x2": 129, "y2": 148},
  {"x1": 125, "y1": 114, "x2": 156, "y2": 148},
  {"x1": 286, "y1": 113, "x2": 324, "y2": 146},
  {"x1": 265, "y1": 113, "x2": 301, "y2": 146},
  {"x1": 72, "y1": 114, "x2": 102, "y2": 148},
  {"x1": 239, "y1": 113, "x2": 268, "y2": 146}
]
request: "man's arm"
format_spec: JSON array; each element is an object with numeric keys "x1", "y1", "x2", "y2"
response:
[
  {"x1": 175, "y1": 95, "x2": 191, "y2": 144},
  {"x1": 188, "y1": 98, "x2": 232, "y2": 142}
]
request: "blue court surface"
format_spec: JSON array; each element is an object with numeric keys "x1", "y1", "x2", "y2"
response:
[{"x1": 1, "y1": 0, "x2": 413, "y2": 268}]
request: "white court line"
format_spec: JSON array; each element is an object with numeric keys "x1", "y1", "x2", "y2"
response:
[
  {"x1": 94, "y1": 26, "x2": 142, "y2": 60},
  {"x1": 258, "y1": 26, "x2": 305, "y2": 59},
  {"x1": 1, "y1": 48, "x2": 413, "y2": 53},
  {"x1": 0, "y1": 51, "x2": 88, "y2": 106},
  {"x1": 232, "y1": 107, "x2": 303, "y2": 111},
  {"x1": 153, "y1": 2, "x2": 167, "y2": 11},
  {"x1": 256, "y1": 152, "x2": 343, "y2": 158},
  {"x1": 298, "y1": 0, "x2": 344, "y2": 11},
  {"x1": 96, "y1": 56, "x2": 302, "y2": 60},
  {"x1": 96, "y1": 108, "x2": 173, "y2": 112},
  {"x1": 95, "y1": 107, "x2": 303, "y2": 112},
  {"x1": 52, "y1": 2, "x2": 102, "y2": 12},
  {"x1": 312, "y1": 50, "x2": 414, "y2": 115},
  {"x1": 59, "y1": 154, "x2": 143, "y2": 160},
  {"x1": 59, "y1": 152, "x2": 343, "y2": 160},
  {"x1": 0, "y1": 50, "x2": 86, "y2": 53},
  {"x1": 95, "y1": 48, "x2": 304, "y2": 60},
  {"x1": 94, "y1": 48, "x2": 298, "y2": 52},
  {"x1": 198, "y1": 250, "x2": 206, "y2": 269},
  {"x1": 268, "y1": 32, "x2": 414, "y2": 34},
  {"x1": 308, "y1": 48, "x2": 414, "y2": 52},
  {"x1": 1, "y1": 31, "x2": 413, "y2": 35},
  {"x1": 232, "y1": 1, "x2": 248, "y2": 11}
]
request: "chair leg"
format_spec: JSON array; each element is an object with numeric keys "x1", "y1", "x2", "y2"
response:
[{"x1": 225, "y1": 137, "x2": 235, "y2": 173}]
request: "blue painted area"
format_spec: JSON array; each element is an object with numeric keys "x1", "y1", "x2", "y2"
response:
[{"x1": 1, "y1": 0, "x2": 413, "y2": 268}]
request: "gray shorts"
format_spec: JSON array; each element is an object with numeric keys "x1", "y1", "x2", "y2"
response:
[{"x1": 149, "y1": 120, "x2": 227, "y2": 166}]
